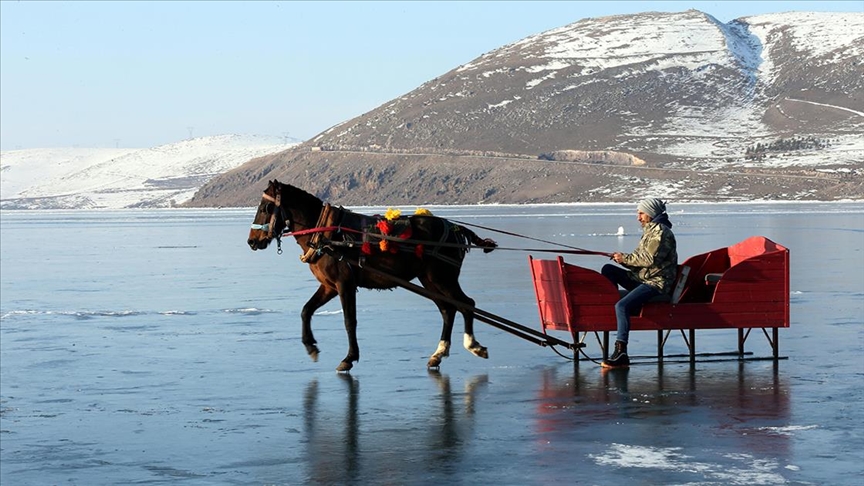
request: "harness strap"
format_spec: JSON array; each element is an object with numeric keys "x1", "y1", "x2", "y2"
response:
[
  {"x1": 284, "y1": 225, "x2": 362, "y2": 237},
  {"x1": 250, "y1": 192, "x2": 282, "y2": 233},
  {"x1": 427, "y1": 220, "x2": 462, "y2": 267},
  {"x1": 299, "y1": 204, "x2": 338, "y2": 263},
  {"x1": 260, "y1": 192, "x2": 282, "y2": 239}
]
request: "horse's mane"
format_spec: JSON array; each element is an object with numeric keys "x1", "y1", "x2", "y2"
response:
[{"x1": 276, "y1": 180, "x2": 324, "y2": 209}]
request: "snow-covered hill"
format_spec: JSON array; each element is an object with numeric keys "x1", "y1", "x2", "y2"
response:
[
  {"x1": 186, "y1": 10, "x2": 862, "y2": 207},
  {"x1": 308, "y1": 10, "x2": 862, "y2": 166},
  {"x1": 0, "y1": 135, "x2": 296, "y2": 209}
]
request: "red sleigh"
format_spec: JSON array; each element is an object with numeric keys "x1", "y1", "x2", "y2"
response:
[{"x1": 529, "y1": 236, "x2": 790, "y2": 363}]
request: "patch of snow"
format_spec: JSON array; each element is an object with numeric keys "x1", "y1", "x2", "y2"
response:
[
  {"x1": 785, "y1": 98, "x2": 864, "y2": 118},
  {"x1": 511, "y1": 11, "x2": 735, "y2": 76},
  {"x1": 742, "y1": 12, "x2": 864, "y2": 85},
  {"x1": 745, "y1": 12, "x2": 864, "y2": 60},
  {"x1": 526, "y1": 72, "x2": 557, "y2": 89},
  {"x1": 525, "y1": 61, "x2": 571, "y2": 74},
  {"x1": 1, "y1": 134, "x2": 296, "y2": 209},
  {"x1": 590, "y1": 444, "x2": 787, "y2": 484},
  {"x1": 488, "y1": 99, "x2": 518, "y2": 109},
  {"x1": 1, "y1": 147, "x2": 139, "y2": 198}
]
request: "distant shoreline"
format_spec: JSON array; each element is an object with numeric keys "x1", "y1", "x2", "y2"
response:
[{"x1": 3, "y1": 199, "x2": 863, "y2": 215}]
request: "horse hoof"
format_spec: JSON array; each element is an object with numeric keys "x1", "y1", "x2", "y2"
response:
[
  {"x1": 336, "y1": 361, "x2": 353, "y2": 372},
  {"x1": 472, "y1": 346, "x2": 489, "y2": 359},
  {"x1": 306, "y1": 345, "x2": 320, "y2": 362},
  {"x1": 427, "y1": 357, "x2": 442, "y2": 369}
]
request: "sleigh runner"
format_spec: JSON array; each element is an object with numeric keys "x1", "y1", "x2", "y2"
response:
[{"x1": 529, "y1": 236, "x2": 790, "y2": 364}]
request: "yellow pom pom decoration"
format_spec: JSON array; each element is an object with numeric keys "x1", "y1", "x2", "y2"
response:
[
  {"x1": 384, "y1": 208, "x2": 402, "y2": 221},
  {"x1": 414, "y1": 208, "x2": 433, "y2": 216}
]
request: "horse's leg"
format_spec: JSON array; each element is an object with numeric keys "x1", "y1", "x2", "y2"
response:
[
  {"x1": 420, "y1": 274, "x2": 487, "y2": 366},
  {"x1": 335, "y1": 281, "x2": 359, "y2": 372},
  {"x1": 301, "y1": 284, "x2": 338, "y2": 362},
  {"x1": 454, "y1": 290, "x2": 488, "y2": 359},
  {"x1": 426, "y1": 299, "x2": 456, "y2": 369},
  {"x1": 426, "y1": 277, "x2": 487, "y2": 360}
]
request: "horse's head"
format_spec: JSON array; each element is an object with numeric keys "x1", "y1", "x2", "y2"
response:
[{"x1": 247, "y1": 180, "x2": 288, "y2": 251}]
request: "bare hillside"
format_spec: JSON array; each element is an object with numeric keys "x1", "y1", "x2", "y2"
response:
[{"x1": 189, "y1": 10, "x2": 863, "y2": 207}]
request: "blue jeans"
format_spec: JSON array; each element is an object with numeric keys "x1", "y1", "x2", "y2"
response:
[{"x1": 601, "y1": 264, "x2": 660, "y2": 344}]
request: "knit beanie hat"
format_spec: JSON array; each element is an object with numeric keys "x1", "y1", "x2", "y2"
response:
[{"x1": 637, "y1": 198, "x2": 666, "y2": 218}]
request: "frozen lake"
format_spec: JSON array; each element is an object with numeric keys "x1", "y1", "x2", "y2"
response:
[{"x1": 2, "y1": 202, "x2": 863, "y2": 485}]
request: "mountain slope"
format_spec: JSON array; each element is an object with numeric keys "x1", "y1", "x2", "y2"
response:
[
  {"x1": 1, "y1": 135, "x2": 295, "y2": 209},
  {"x1": 188, "y1": 10, "x2": 863, "y2": 207},
  {"x1": 308, "y1": 10, "x2": 861, "y2": 161}
]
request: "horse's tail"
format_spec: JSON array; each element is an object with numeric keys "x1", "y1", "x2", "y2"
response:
[{"x1": 458, "y1": 225, "x2": 497, "y2": 254}]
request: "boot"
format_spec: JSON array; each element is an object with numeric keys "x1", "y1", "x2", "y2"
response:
[{"x1": 602, "y1": 340, "x2": 630, "y2": 368}]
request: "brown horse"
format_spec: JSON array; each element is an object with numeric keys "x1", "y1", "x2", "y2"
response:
[{"x1": 247, "y1": 180, "x2": 497, "y2": 371}]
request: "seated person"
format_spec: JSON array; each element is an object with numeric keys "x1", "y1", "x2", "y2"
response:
[{"x1": 600, "y1": 198, "x2": 678, "y2": 368}]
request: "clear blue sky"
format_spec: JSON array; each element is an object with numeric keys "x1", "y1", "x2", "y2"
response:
[{"x1": 1, "y1": 1, "x2": 860, "y2": 150}]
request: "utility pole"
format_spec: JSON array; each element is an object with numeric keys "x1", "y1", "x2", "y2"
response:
[
  {"x1": 187, "y1": 127, "x2": 194, "y2": 140},
  {"x1": 113, "y1": 138, "x2": 120, "y2": 148}
]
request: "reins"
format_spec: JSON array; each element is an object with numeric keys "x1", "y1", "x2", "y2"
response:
[
  {"x1": 253, "y1": 184, "x2": 612, "y2": 258},
  {"x1": 284, "y1": 225, "x2": 359, "y2": 237},
  {"x1": 448, "y1": 219, "x2": 613, "y2": 257},
  {"x1": 281, "y1": 221, "x2": 613, "y2": 257}
]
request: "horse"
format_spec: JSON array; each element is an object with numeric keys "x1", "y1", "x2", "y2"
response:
[{"x1": 246, "y1": 179, "x2": 497, "y2": 372}]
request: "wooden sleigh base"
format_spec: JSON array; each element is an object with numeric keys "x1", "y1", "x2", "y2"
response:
[
  {"x1": 531, "y1": 236, "x2": 791, "y2": 366},
  {"x1": 570, "y1": 327, "x2": 786, "y2": 367}
]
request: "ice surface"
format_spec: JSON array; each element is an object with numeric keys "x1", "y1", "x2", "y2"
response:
[{"x1": 1, "y1": 203, "x2": 862, "y2": 484}]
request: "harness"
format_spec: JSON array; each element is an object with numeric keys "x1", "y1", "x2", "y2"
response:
[
  {"x1": 250, "y1": 192, "x2": 291, "y2": 254},
  {"x1": 299, "y1": 203, "x2": 339, "y2": 263}
]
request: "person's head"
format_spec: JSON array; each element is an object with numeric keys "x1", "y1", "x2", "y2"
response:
[{"x1": 636, "y1": 198, "x2": 666, "y2": 225}]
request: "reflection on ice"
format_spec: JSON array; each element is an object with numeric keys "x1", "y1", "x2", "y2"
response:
[
  {"x1": 299, "y1": 371, "x2": 490, "y2": 484},
  {"x1": 534, "y1": 363, "x2": 799, "y2": 475}
]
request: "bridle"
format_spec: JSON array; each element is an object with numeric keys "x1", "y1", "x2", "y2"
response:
[{"x1": 250, "y1": 188, "x2": 291, "y2": 254}]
